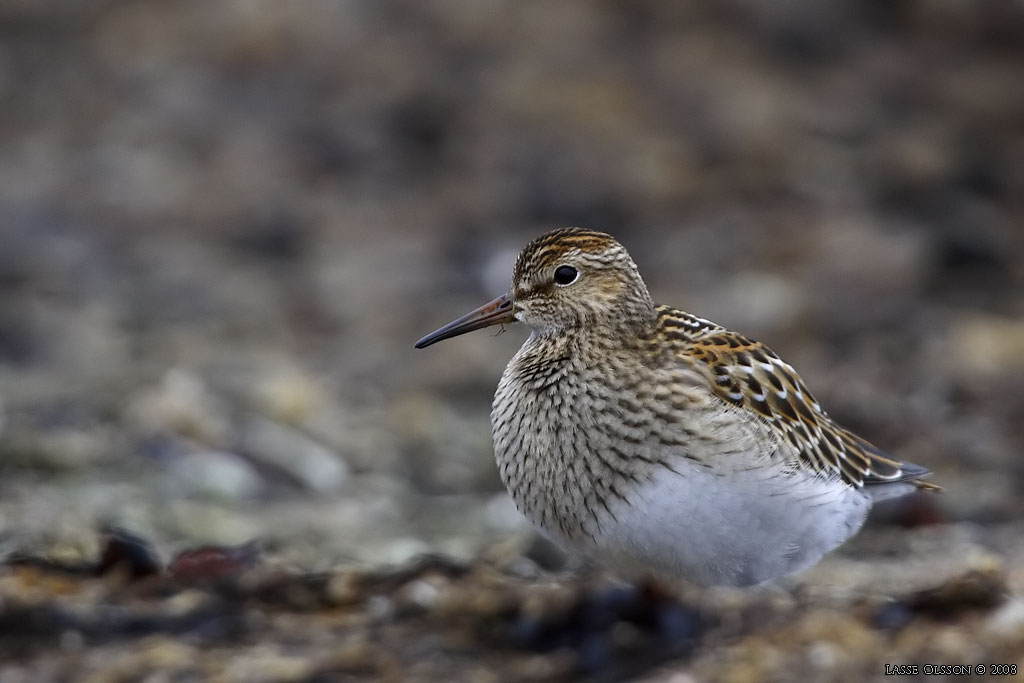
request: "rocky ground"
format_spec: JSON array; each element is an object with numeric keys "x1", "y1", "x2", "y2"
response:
[{"x1": 1, "y1": 1, "x2": 1022, "y2": 681}]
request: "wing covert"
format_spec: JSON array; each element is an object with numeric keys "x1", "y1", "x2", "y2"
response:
[{"x1": 655, "y1": 308, "x2": 936, "y2": 490}]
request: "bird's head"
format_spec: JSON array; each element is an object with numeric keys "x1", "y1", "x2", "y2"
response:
[{"x1": 415, "y1": 228, "x2": 654, "y2": 348}]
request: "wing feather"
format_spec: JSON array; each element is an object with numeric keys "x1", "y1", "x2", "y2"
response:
[{"x1": 654, "y1": 306, "x2": 938, "y2": 490}]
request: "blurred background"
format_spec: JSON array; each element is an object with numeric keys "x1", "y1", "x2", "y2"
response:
[{"x1": 1, "y1": 0, "x2": 1022, "y2": 579}]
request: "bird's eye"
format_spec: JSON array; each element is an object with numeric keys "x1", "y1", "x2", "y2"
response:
[{"x1": 553, "y1": 265, "x2": 579, "y2": 286}]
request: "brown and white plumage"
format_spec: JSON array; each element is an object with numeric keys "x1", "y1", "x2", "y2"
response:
[
  {"x1": 416, "y1": 227, "x2": 938, "y2": 586},
  {"x1": 654, "y1": 305, "x2": 938, "y2": 491}
]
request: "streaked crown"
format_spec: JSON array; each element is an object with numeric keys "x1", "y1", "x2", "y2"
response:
[{"x1": 510, "y1": 228, "x2": 655, "y2": 333}]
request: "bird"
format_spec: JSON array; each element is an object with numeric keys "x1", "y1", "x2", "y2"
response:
[{"x1": 415, "y1": 228, "x2": 938, "y2": 587}]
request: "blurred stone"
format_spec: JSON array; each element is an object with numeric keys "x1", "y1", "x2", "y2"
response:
[
  {"x1": 0, "y1": 422, "x2": 120, "y2": 470},
  {"x1": 948, "y1": 313, "x2": 1024, "y2": 379},
  {"x1": 871, "y1": 601, "x2": 914, "y2": 631},
  {"x1": 394, "y1": 577, "x2": 444, "y2": 614},
  {"x1": 304, "y1": 400, "x2": 403, "y2": 474},
  {"x1": 167, "y1": 541, "x2": 261, "y2": 581},
  {"x1": 326, "y1": 570, "x2": 363, "y2": 606},
  {"x1": 250, "y1": 365, "x2": 321, "y2": 425},
  {"x1": 168, "y1": 500, "x2": 265, "y2": 546},
  {"x1": 933, "y1": 220, "x2": 1008, "y2": 277},
  {"x1": 904, "y1": 565, "x2": 1007, "y2": 617},
  {"x1": 167, "y1": 450, "x2": 264, "y2": 501},
  {"x1": 374, "y1": 537, "x2": 433, "y2": 567},
  {"x1": 483, "y1": 492, "x2": 530, "y2": 533},
  {"x1": 131, "y1": 369, "x2": 231, "y2": 445},
  {"x1": 97, "y1": 527, "x2": 163, "y2": 579},
  {"x1": 985, "y1": 598, "x2": 1024, "y2": 638},
  {"x1": 239, "y1": 416, "x2": 350, "y2": 494},
  {"x1": 522, "y1": 533, "x2": 571, "y2": 573}
]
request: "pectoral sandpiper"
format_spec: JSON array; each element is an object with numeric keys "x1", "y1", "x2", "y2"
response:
[{"x1": 416, "y1": 228, "x2": 938, "y2": 586}]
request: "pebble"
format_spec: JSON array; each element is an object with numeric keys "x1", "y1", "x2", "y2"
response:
[
  {"x1": 985, "y1": 598, "x2": 1024, "y2": 638},
  {"x1": 131, "y1": 369, "x2": 231, "y2": 444},
  {"x1": 167, "y1": 450, "x2": 264, "y2": 501},
  {"x1": 250, "y1": 366, "x2": 321, "y2": 425},
  {"x1": 0, "y1": 423, "x2": 119, "y2": 469},
  {"x1": 948, "y1": 313, "x2": 1024, "y2": 379},
  {"x1": 483, "y1": 493, "x2": 529, "y2": 532},
  {"x1": 239, "y1": 416, "x2": 349, "y2": 494}
]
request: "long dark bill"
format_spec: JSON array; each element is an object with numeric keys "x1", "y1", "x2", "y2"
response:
[{"x1": 415, "y1": 294, "x2": 515, "y2": 349}]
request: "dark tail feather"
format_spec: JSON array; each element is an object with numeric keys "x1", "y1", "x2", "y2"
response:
[
  {"x1": 842, "y1": 430, "x2": 941, "y2": 491},
  {"x1": 865, "y1": 458, "x2": 941, "y2": 491}
]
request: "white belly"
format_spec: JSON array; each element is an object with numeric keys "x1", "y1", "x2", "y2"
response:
[{"x1": 565, "y1": 462, "x2": 872, "y2": 586}]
